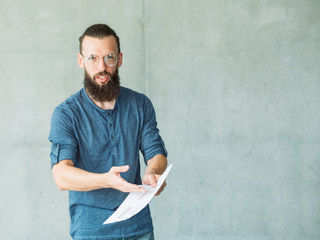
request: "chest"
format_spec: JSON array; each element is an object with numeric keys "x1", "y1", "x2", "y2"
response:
[{"x1": 73, "y1": 106, "x2": 142, "y2": 147}]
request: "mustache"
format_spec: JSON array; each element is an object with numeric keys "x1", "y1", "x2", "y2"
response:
[{"x1": 93, "y1": 71, "x2": 112, "y2": 78}]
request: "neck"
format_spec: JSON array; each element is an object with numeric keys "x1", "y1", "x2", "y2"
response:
[{"x1": 93, "y1": 98, "x2": 116, "y2": 110}]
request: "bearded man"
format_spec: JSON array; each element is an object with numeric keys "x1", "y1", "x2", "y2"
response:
[{"x1": 49, "y1": 24, "x2": 168, "y2": 240}]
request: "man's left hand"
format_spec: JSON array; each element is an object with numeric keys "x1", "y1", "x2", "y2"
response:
[{"x1": 142, "y1": 172, "x2": 167, "y2": 196}]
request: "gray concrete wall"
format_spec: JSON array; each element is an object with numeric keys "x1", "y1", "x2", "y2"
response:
[{"x1": 1, "y1": 1, "x2": 319, "y2": 239}]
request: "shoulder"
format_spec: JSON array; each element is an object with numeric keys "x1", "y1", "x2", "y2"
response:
[
  {"x1": 60, "y1": 89, "x2": 84, "y2": 108},
  {"x1": 119, "y1": 87, "x2": 151, "y2": 105},
  {"x1": 119, "y1": 87, "x2": 145, "y2": 98},
  {"x1": 52, "y1": 89, "x2": 85, "y2": 119},
  {"x1": 118, "y1": 87, "x2": 156, "y2": 121}
]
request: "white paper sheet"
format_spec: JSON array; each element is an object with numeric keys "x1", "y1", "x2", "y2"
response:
[{"x1": 103, "y1": 164, "x2": 173, "y2": 224}]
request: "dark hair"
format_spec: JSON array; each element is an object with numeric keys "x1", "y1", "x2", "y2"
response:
[{"x1": 79, "y1": 24, "x2": 121, "y2": 54}]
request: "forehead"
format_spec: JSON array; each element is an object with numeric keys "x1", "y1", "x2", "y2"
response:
[{"x1": 82, "y1": 36, "x2": 118, "y2": 55}]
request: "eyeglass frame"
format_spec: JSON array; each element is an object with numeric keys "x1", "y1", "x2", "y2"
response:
[{"x1": 81, "y1": 53, "x2": 119, "y2": 67}]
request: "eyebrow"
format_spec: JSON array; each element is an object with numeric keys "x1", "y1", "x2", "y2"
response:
[{"x1": 85, "y1": 53, "x2": 116, "y2": 57}]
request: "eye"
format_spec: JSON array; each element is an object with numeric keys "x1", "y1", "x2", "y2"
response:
[
  {"x1": 106, "y1": 54, "x2": 116, "y2": 60},
  {"x1": 88, "y1": 55, "x2": 97, "y2": 61}
]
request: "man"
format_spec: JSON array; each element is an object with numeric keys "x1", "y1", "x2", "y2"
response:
[{"x1": 49, "y1": 24, "x2": 168, "y2": 240}]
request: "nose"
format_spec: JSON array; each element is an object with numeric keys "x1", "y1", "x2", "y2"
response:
[{"x1": 97, "y1": 57, "x2": 107, "y2": 72}]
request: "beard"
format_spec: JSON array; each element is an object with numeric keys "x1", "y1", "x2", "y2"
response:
[{"x1": 83, "y1": 68, "x2": 120, "y2": 102}]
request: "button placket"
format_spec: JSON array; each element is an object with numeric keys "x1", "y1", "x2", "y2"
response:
[{"x1": 107, "y1": 111, "x2": 115, "y2": 141}]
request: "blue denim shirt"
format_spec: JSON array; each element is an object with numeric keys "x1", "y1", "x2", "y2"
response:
[{"x1": 49, "y1": 87, "x2": 167, "y2": 239}]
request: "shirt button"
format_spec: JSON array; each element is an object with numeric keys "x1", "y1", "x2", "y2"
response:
[
  {"x1": 108, "y1": 112, "x2": 111, "y2": 116},
  {"x1": 109, "y1": 123, "x2": 113, "y2": 127},
  {"x1": 111, "y1": 135, "x2": 115, "y2": 139}
]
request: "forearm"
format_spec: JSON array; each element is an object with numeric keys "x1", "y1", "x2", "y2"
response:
[
  {"x1": 146, "y1": 154, "x2": 167, "y2": 175},
  {"x1": 52, "y1": 160, "x2": 144, "y2": 193},
  {"x1": 52, "y1": 160, "x2": 107, "y2": 191}
]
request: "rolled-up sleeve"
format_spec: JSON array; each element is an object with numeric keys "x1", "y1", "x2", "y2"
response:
[
  {"x1": 139, "y1": 97, "x2": 168, "y2": 162},
  {"x1": 49, "y1": 106, "x2": 78, "y2": 168}
]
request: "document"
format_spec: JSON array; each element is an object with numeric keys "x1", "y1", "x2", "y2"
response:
[{"x1": 103, "y1": 164, "x2": 173, "y2": 224}]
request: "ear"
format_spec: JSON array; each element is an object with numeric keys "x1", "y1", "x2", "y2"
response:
[
  {"x1": 117, "y1": 52, "x2": 123, "y2": 68},
  {"x1": 78, "y1": 54, "x2": 84, "y2": 68}
]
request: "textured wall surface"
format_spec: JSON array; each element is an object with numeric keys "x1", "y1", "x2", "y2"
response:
[{"x1": 0, "y1": 1, "x2": 319, "y2": 239}]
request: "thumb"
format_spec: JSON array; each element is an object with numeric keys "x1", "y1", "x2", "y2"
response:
[
  {"x1": 110, "y1": 165, "x2": 130, "y2": 174},
  {"x1": 143, "y1": 174, "x2": 157, "y2": 187}
]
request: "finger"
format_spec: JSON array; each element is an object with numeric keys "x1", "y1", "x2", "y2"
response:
[
  {"x1": 147, "y1": 174, "x2": 158, "y2": 188},
  {"x1": 118, "y1": 181, "x2": 146, "y2": 193},
  {"x1": 112, "y1": 174, "x2": 145, "y2": 193}
]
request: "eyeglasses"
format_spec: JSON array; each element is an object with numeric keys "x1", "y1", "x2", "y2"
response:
[{"x1": 82, "y1": 54, "x2": 118, "y2": 67}]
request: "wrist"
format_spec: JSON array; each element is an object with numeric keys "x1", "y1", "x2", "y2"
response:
[{"x1": 145, "y1": 166, "x2": 156, "y2": 174}]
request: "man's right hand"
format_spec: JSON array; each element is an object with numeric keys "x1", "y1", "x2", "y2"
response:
[{"x1": 104, "y1": 165, "x2": 146, "y2": 193}]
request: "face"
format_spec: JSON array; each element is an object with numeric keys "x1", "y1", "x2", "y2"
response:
[{"x1": 78, "y1": 36, "x2": 123, "y2": 101}]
